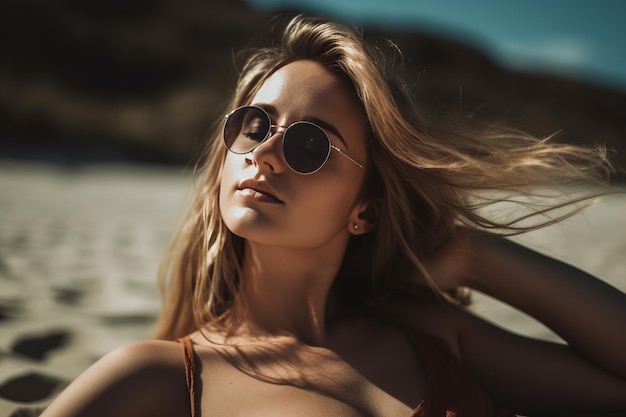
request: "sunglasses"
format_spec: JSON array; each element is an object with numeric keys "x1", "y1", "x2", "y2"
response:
[{"x1": 223, "y1": 106, "x2": 365, "y2": 174}]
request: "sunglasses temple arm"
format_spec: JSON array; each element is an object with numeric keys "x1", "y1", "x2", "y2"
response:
[{"x1": 330, "y1": 145, "x2": 365, "y2": 169}]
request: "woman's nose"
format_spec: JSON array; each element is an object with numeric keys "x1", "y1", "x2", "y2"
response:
[{"x1": 249, "y1": 128, "x2": 287, "y2": 173}]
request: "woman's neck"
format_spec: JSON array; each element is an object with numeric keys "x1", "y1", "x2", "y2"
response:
[{"x1": 234, "y1": 241, "x2": 344, "y2": 346}]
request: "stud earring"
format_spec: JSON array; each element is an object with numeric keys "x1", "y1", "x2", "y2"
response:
[{"x1": 353, "y1": 223, "x2": 359, "y2": 230}]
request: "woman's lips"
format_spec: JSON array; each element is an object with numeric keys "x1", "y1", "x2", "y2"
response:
[
  {"x1": 238, "y1": 187, "x2": 284, "y2": 203},
  {"x1": 238, "y1": 180, "x2": 284, "y2": 204}
]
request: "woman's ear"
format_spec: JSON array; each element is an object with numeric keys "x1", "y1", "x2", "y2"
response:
[{"x1": 349, "y1": 198, "x2": 380, "y2": 235}]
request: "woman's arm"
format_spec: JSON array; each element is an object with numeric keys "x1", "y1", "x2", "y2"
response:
[
  {"x1": 463, "y1": 232, "x2": 626, "y2": 377},
  {"x1": 40, "y1": 340, "x2": 189, "y2": 417},
  {"x1": 424, "y1": 229, "x2": 626, "y2": 414}
]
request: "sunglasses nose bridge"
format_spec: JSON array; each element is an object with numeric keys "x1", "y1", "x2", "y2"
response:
[
  {"x1": 247, "y1": 124, "x2": 290, "y2": 173},
  {"x1": 269, "y1": 124, "x2": 288, "y2": 137},
  {"x1": 257, "y1": 124, "x2": 287, "y2": 152}
]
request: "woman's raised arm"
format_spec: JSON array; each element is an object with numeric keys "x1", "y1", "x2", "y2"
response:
[
  {"x1": 422, "y1": 229, "x2": 626, "y2": 414},
  {"x1": 459, "y1": 231, "x2": 626, "y2": 376}
]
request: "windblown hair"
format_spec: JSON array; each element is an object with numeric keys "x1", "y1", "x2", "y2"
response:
[{"x1": 153, "y1": 15, "x2": 613, "y2": 340}]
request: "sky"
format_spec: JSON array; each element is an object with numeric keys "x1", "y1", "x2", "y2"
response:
[{"x1": 246, "y1": 0, "x2": 626, "y2": 91}]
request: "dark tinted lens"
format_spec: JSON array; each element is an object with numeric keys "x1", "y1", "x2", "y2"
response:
[
  {"x1": 224, "y1": 107, "x2": 270, "y2": 154},
  {"x1": 283, "y1": 122, "x2": 330, "y2": 174}
]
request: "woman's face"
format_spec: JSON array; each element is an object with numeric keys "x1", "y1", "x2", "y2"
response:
[{"x1": 219, "y1": 60, "x2": 370, "y2": 250}]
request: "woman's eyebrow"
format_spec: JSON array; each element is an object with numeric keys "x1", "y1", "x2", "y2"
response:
[
  {"x1": 254, "y1": 103, "x2": 277, "y2": 115},
  {"x1": 252, "y1": 103, "x2": 348, "y2": 149}
]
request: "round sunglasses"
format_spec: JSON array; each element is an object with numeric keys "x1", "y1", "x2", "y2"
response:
[{"x1": 223, "y1": 106, "x2": 365, "y2": 174}]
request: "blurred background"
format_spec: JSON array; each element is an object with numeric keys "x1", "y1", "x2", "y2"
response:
[
  {"x1": 1, "y1": 0, "x2": 625, "y2": 169},
  {"x1": 1, "y1": 1, "x2": 626, "y2": 415}
]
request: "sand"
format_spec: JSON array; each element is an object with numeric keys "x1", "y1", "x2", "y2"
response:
[{"x1": 0, "y1": 162, "x2": 624, "y2": 416}]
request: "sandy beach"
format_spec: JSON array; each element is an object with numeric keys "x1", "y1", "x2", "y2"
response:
[{"x1": 0, "y1": 162, "x2": 625, "y2": 416}]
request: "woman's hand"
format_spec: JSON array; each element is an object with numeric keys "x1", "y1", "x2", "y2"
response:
[{"x1": 421, "y1": 227, "x2": 482, "y2": 291}]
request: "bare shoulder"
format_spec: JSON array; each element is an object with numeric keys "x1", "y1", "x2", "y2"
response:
[
  {"x1": 383, "y1": 300, "x2": 472, "y2": 359},
  {"x1": 41, "y1": 340, "x2": 190, "y2": 417},
  {"x1": 105, "y1": 339, "x2": 186, "y2": 370}
]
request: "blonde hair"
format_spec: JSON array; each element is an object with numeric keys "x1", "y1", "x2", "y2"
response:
[{"x1": 153, "y1": 15, "x2": 613, "y2": 340}]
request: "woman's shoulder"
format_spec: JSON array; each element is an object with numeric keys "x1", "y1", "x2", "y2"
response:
[
  {"x1": 41, "y1": 339, "x2": 191, "y2": 417},
  {"x1": 377, "y1": 300, "x2": 470, "y2": 359},
  {"x1": 84, "y1": 339, "x2": 188, "y2": 383},
  {"x1": 108, "y1": 338, "x2": 185, "y2": 365}
]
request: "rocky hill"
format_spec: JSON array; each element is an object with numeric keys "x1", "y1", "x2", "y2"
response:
[{"x1": 1, "y1": 0, "x2": 625, "y2": 176}]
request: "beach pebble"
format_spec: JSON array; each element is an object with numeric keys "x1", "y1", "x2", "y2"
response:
[
  {"x1": 10, "y1": 331, "x2": 71, "y2": 361},
  {"x1": 0, "y1": 372, "x2": 66, "y2": 403}
]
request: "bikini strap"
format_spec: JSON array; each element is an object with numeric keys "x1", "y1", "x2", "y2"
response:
[{"x1": 177, "y1": 336, "x2": 197, "y2": 417}]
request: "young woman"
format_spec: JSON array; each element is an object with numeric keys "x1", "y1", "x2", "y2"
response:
[{"x1": 42, "y1": 15, "x2": 626, "y2": 417}]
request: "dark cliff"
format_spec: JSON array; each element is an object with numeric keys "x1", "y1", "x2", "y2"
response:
[{"x1": 1, "y1": 0, "x2": 624, "y2": 176}]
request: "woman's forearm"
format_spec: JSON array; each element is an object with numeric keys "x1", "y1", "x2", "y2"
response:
[{"x1": 466, "y1": 233, "x2": 626, "y2": 378}]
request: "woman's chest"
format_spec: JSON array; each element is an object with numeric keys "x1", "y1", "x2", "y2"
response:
[
  {"x1": 195, "y1": 321, "x2": 426, "y2": 417},
  {"x1": 198, "y1": 365, "x2": 417, "y2": 417}
]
